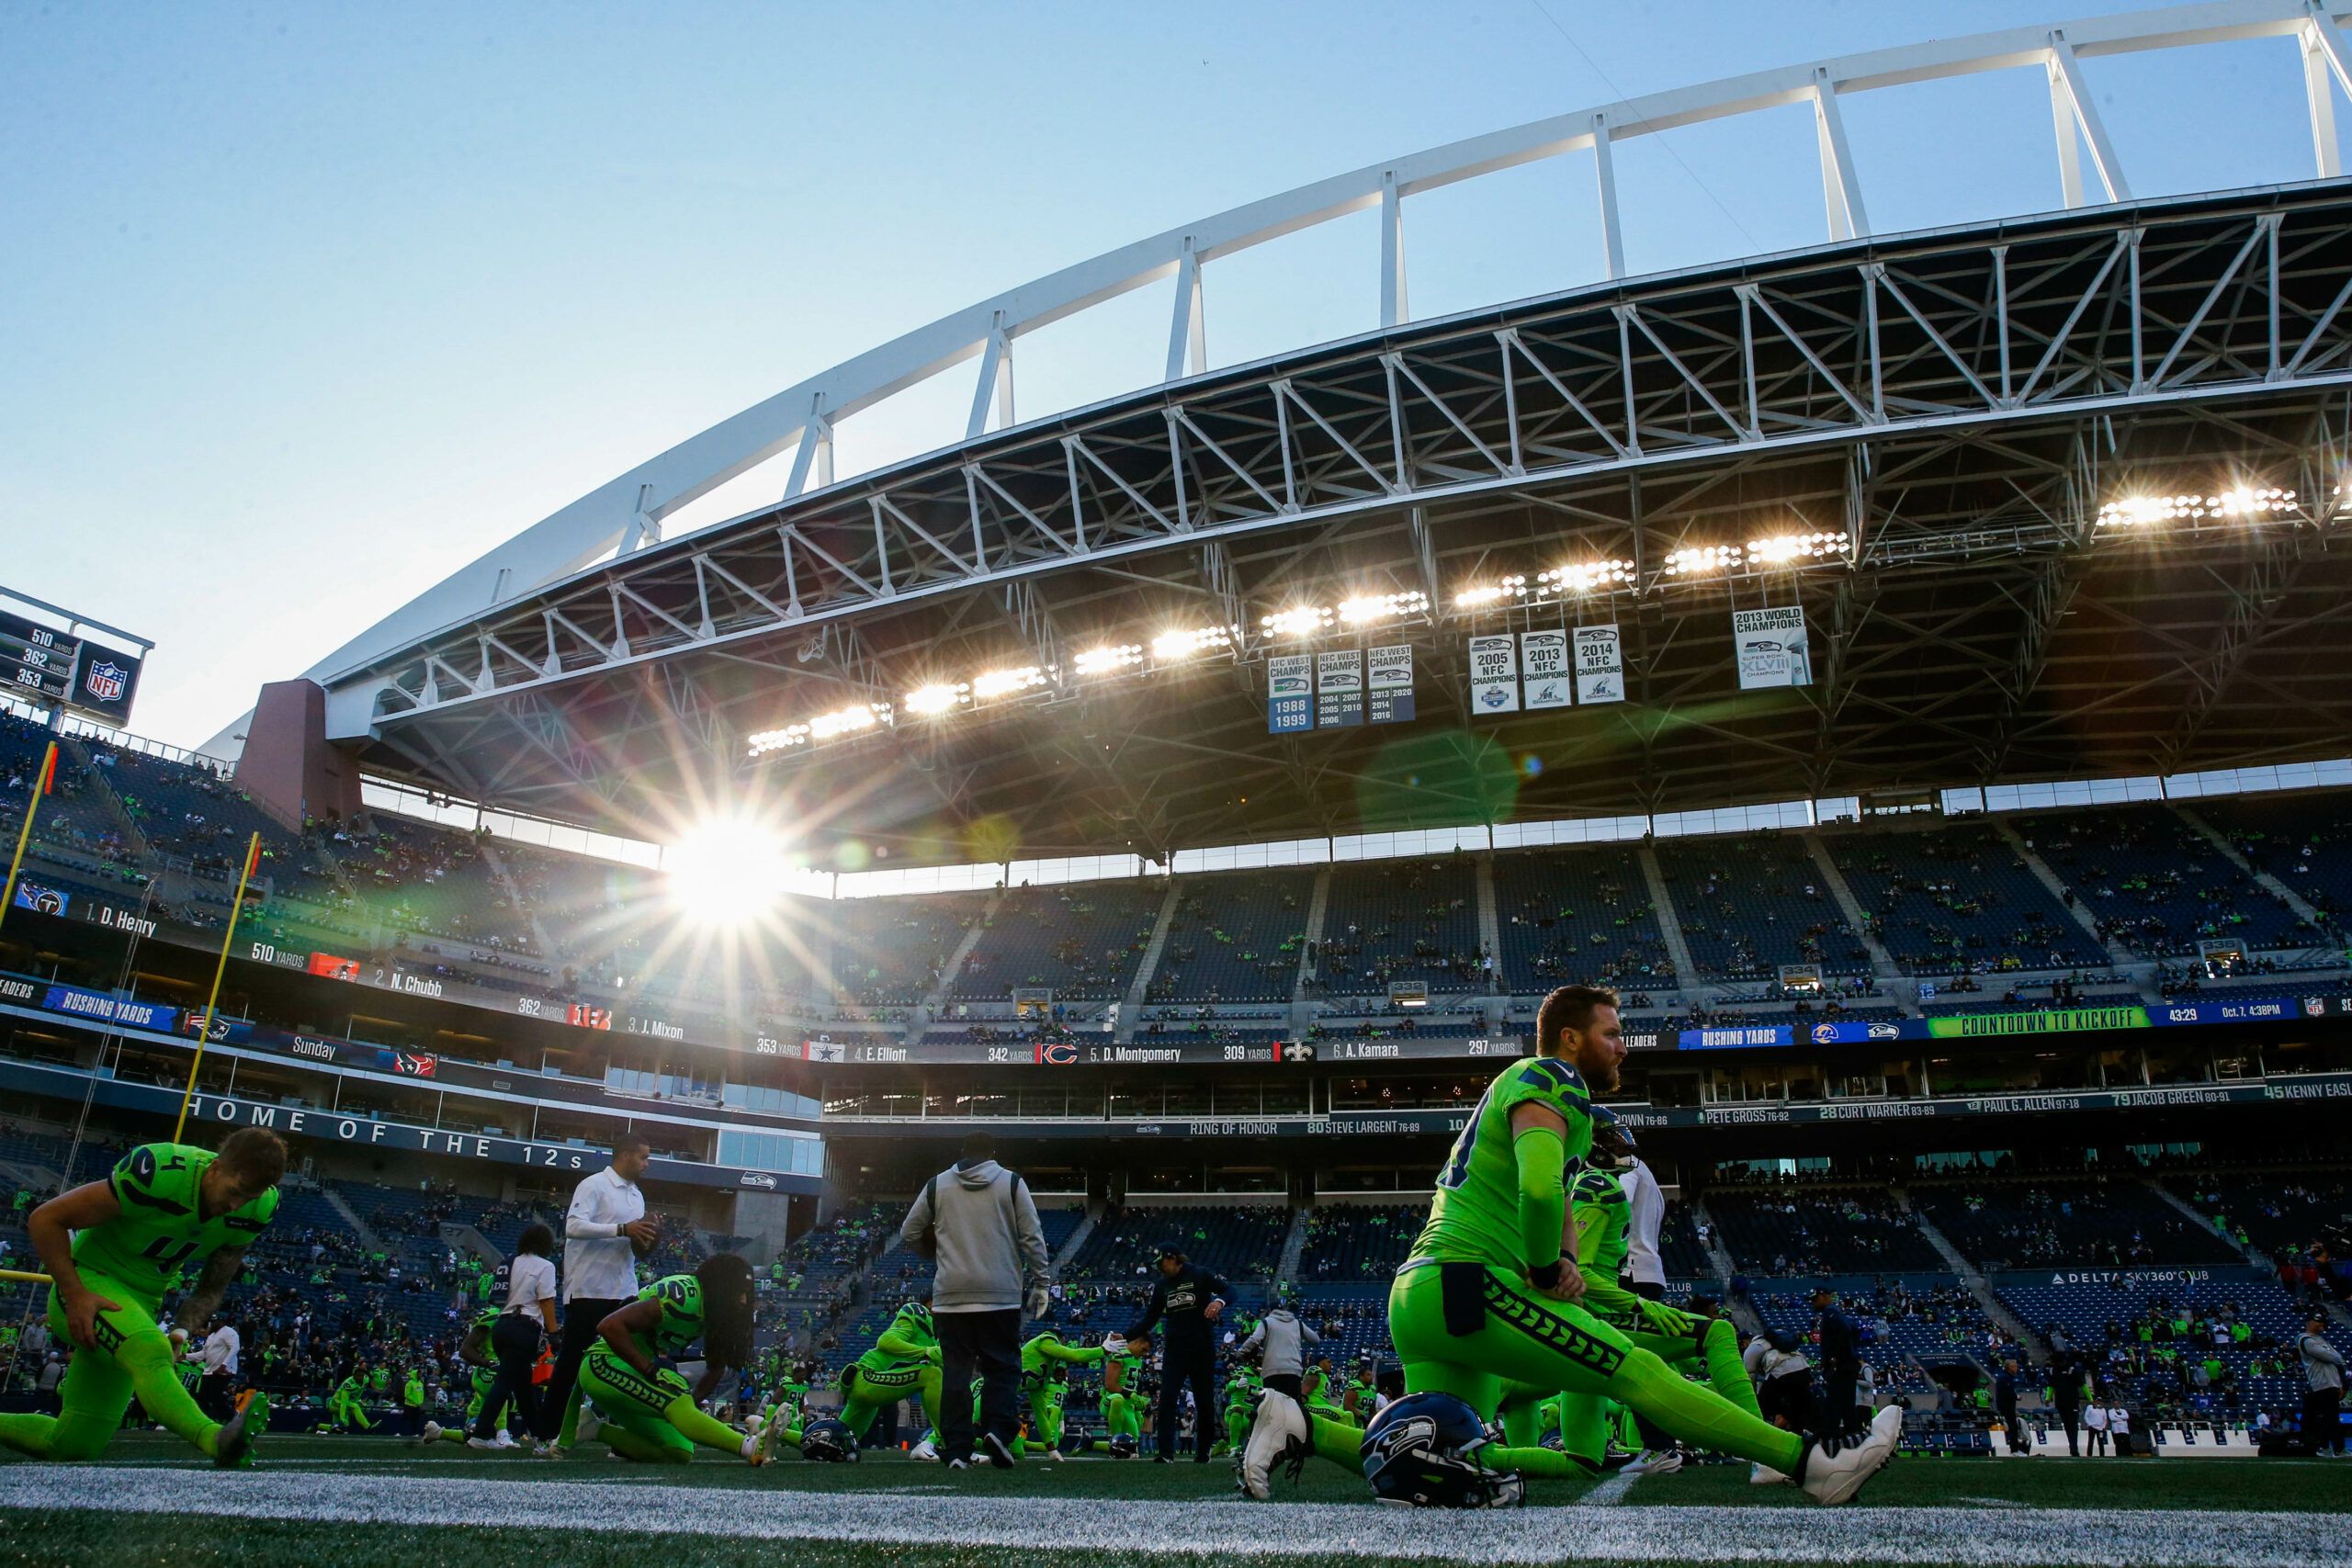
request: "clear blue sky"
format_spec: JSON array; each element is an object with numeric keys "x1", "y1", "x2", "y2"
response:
[{"x1": 2, "y1": 1, "x2": 2334, "y2": 751}]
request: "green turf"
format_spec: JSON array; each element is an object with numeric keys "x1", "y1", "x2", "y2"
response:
[{"x1": 4, "y1": 1434, "x2": 2349, "y2": 1568}]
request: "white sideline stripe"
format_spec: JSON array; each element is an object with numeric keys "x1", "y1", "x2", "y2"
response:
[
  {"x1": 1582, "y1": 1471, "x2": 1639, "y2": 1504},
  {"x1": 0, "y1": 1469, "x2": 2339, "y2": 1566}
]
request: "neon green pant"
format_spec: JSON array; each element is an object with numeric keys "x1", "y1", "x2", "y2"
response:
[
  {"x1": 1389, "y1": 1263, "x2": 1802, "y2": 1475},
  {"x1": 1089, "y1": 1389, "x2": 1142, "y2": 1451},
  {"x1": 578, "y1": 1344, "x2": 752, "y2": 1463},
  {"x1": 789, "y1": 1359, "x2": 944, "y2": 1450},
  {"x1": 1553, "y1": 1286, "x2": 1759, "y2": 1468},
  {"x1": 0, "y1": 1272, "x2": 229, "y2": 1461}
]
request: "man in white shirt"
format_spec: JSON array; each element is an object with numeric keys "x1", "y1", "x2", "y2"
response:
[
  {"x1": 198, "y1": 1320, "x2": 242, "y2": 1420},
  {"x1": 546, "y1": 1133, "x2": 656, "y2": 1451}
]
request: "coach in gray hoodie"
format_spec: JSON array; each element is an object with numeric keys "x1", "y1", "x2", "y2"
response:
[
  {"x1": 1238, "y1": 1296, "x2": 1318, "y2": 1400},
  {"x1": 900, "y1": 1131, "x2": 1049, "y2": 1468}
]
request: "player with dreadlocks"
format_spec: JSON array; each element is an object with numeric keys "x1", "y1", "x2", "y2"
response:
[{"x1": 576, "y1": 1253, "x2": 777, "y2": 1464}]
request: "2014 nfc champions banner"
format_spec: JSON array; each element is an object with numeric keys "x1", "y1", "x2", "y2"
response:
[{"x1": 1574, "y1": 624, "x2": 1624, "y2": 704}]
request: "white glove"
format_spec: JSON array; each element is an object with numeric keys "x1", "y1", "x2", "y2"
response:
[
  {"x1": 1023, "y1": 1285, "x2": 1050, "y2": 1320},
  {"x1": 1102, "y1": 1332, "x2": 1129, "y2": 1355}
]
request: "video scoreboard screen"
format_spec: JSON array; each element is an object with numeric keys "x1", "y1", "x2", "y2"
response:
[{"x1": 0, "y1": 607, "x2": 145, "y2": 725}]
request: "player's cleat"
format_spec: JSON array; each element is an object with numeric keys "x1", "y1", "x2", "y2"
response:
[
  {"x1": 909, "y1": 1437, "x2": 938, "y2": 1461},
  {"x1": 416, "y1": 1420, "x2": 443, "y2": 1447},
  {"x1": 533, "y1": 1441, "x2": 558, "y2": 1458},
  {"x1": 947, "y1": 1457, "x2": 969, "y2": 1471},
  {"x1": 493, "y1": 1428, "x2": 518, "y2": 1449},
  {"x1": 213, "y1": 1390, "x2": 266, "y2": 1469},
  {"x1": 576, "y1": 1410, "x2": 604, "y2": 1445},
  {"x1": 1797, "y1": 1406, "x2": 1902, "y2": 1506},
  {"x1": 467, "y1": 1437, "x2": 503, "y2": 1450},
  {"x1": 1044, "y1": 1446, "x2": 1065, "y2": 1462},
  {"x1": 744, "y1": 1416, "x2": 780, "y2": 1466},
  {"x1": 1624, "y1": 1448, "x2": 1683, "y2": 1476},
  {"x1": 1239, "y1": 1388, "x2": 1308, "y2": 1501},
  {"x1": 982, "y1": 1432, "x2": 1018, "y2": 1469},
  {"x1": 1749, "y1": 1461, "x2": 1792, "y2": 1484}
]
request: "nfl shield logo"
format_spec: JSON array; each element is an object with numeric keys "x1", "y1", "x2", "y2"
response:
[
  {"x1": 84, "y1": 661, "x2": 127, "y2": 703},
  {"x1": 2305, "y1": 997, "x2": 2326, "y2": 1018}
]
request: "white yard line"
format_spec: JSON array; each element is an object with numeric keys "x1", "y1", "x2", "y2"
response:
[
  {"x1": 1581, "y1": 1470, "x2": 1640, "y2": 1504},
  {"x1": 0, "y1": 1467, "x2": 2338, "y2": 1566}
]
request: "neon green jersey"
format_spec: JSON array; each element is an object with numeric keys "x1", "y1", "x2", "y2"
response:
[
  {"x1": 1019, "y1": 1330, "x2": 1102, "y2": 1391},
  {"x1": 622, "y1": 1274, "x2": 706, "y2": 1359},
  {"x1": 854, "y1": 1300, "x2": 937, "y2": 1376},
  {"x1": 1104, "y1": 1352, "x2": 1143, "y2": 1393},
  {"x1": 74, "y1": 1143, "x2": 277, "y2": 1302},
  {"x1": 1410, "y1": 1057, "x2": 1594, "y2": 1270},
  {"x1": 1570, "y1": 1167, "x2": 1630, "y2": 1279}
]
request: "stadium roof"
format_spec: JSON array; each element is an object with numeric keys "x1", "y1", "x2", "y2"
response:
[
  {"x1": 263, "y1": 3, "x2": 2352, "y2": 865},
  {"x1": 330, "y1": 182, "x2": 2352, "y2": 864}
]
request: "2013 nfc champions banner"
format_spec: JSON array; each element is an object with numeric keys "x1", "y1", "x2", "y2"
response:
[
  {"x1": 1520, "y1": 631, "x2": 1570, "y2": 709},
  {"x1": 1733, "y1": 606, "x2": 1811, "y2": 690}
]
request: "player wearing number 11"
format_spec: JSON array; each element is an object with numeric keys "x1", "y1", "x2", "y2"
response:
[{"x1": 0, "y1": 1130, "x2": 284, "y2": 1465}]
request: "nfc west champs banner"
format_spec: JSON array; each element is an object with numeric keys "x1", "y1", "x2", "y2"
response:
[
  {"x1": 1468, "y1": 635, "x2": 1518, "y2": 714},
  {"x1": 1733, "y1": 606, "x2": 1811, "y2": 690},
  {"x1": 1268, "y1": 654, "x2": 1312, "y2": 733},
  {"x1": 1520, "y1": 630, "x2": 1570, "y2": 710},
  {"x1": 1316, "y1": 649, "x2": 1363, "y2": 728},
  {"x1": 1574, "y1": 624, "x2": 1624, "y2": 704},
  {"x1": 1368, "y1": 644, "x2": 1414, "y2": 723}
]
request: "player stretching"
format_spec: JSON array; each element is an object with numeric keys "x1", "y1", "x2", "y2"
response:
[
  {"x1": 577, "y1": 1254, "x2": 776, "y2": 1464},
  {"x1": 1087, "y1": 1342, "x2": 1145, "y2": 1455},
  {"x1": 1010, "y1": 1323, "x2": 1102, "y2": 1460},
  {"x1": 816, "y1": 1295, "x2": 945, "y2": 1457},
  {"x1": 1242, "y1": 986, "x2": 1897, "y2": 1506},
  {"x1": 423, "y1": 1306, "x2": 503, "y2": 1447},
  {"x1": 0, "y1": 1130, "x2": 282, "y2": 1465}
]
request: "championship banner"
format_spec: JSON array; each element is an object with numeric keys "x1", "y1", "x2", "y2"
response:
[
  {"x1": 1733, "y1": 606, "x2": 1811, "y2": 690},
  {"x1": 1368, "y1": 644, "x2": 1415, "y2": 724},
  {"x1": 1315, "y1": 649, "x2": 1364, "y2": 728},
  {"x1": 1468, "y1": 635, "x2": 1519, "y2": 715},
  {"x1": 1520, "y1": 630, "x2": 1570, "y2": 709},
  {"x1": 1268, "y1": 654, "x2": 1313, "y2": 733},
  {"x1": 1573, "y1": 624, "x2": 1625, "y2": 705}
]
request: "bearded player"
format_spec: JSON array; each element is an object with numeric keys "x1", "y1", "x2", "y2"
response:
[
  {"x1": 0, "y1": 1129, "x2": 282, "y2": 1465},
  {"x1": 1241, "y1": 985, "x2": 1898, "y2": 1506}
]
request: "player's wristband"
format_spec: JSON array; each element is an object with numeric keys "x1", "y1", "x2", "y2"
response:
[{"x1": 1529, "y1": 1258, "x2": 1565, "y2": 1289}]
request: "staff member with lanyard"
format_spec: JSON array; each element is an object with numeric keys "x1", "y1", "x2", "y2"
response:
[
  {"x1": 470, "y1": 1223, "x2": 558, "y2": 1451},
  {"x1": 547, "y1": 1133, "x2": 658, "y2": 1452},
  {"x1": 1123, "y1": 1243, "x2": 1225, "y2": 1463}
]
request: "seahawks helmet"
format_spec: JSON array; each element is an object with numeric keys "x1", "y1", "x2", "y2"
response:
[
  {"x1": 1360, "y1": 1393, "x2": 1523, "y2": 1509},
  {"x1": 1584, "y1": 1106, "x2": 1639, "y2": 1172},
  {"x1": 799, "y1": 1418, "x2": 859, "y2": 1462},
  {"x1": 1107, "y1": 1432, "x2": 1138, "y2": 1459}
]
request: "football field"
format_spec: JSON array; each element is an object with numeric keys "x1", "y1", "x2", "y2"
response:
[{"x1": 4, "y1": 1436, "x2": 2347, "y2": 1568}]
